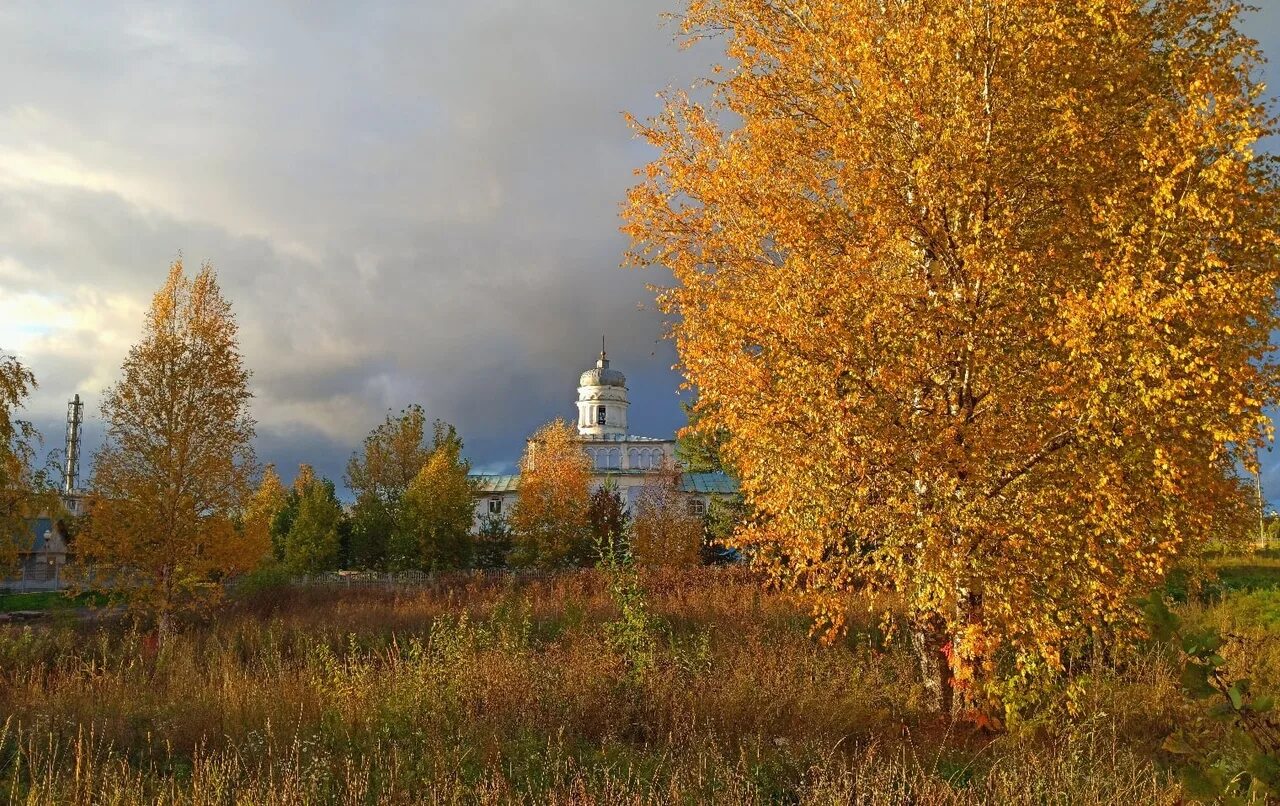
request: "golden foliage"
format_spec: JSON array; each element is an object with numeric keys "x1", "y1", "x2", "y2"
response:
[
  {"x1": 510, "y1": 419, "x2": 593, "y2": 568},
  {"x1": 400, "y1": 429, "x2": 475, "y2": 571},
  {"x1": 242, "y1": 465, "x2": 286, "y2": 570},
  {"x1": 624, "y1": 0, "x2": 1280, "y2": 690},
  {"x1": 292, "y1": 463, "x2": 316, "y2": 496},
  {"x1": 79, "y1": 260, "x2": 258, "y2": 625},
  {"x1": 631, "y1": 465, "x2": 703, "y2": 568}
]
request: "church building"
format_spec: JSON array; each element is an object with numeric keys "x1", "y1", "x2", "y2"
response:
[{"x1": 471, "y1": 345, "x2": 737, "y2": 525}]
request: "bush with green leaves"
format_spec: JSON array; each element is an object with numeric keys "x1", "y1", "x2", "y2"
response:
[
  {"x1": 596, "y1": 536, "x2": 657, "y2": 680},
  {"x1": 1142, "y1": 591, "x2": 1280, "y2": 800}
]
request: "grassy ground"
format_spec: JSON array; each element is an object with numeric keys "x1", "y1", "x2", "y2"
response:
[
  {"x1": 1209, "y1": 550, "x2": 1280, "y2": 595},
  {"x1": 0, "y1": 563, "x2": 1273, "y2": 803},
  {"x1": 0, "y1": 591, "x2": 108, "y2": 613}
]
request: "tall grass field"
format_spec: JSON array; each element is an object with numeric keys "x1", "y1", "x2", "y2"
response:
[{"x1": 0, "y1": 560, "x2": 1277, "y2": 804}]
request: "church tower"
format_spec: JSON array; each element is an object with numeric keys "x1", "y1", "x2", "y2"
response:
[{"x1": 576, "y1": 339, "x2": 629, "y2": 439}]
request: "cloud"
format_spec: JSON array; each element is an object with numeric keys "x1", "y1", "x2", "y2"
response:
[
  {"x1": 0, "y1": 0, "x2": 702, "y2": 487},
  {"x1": 2, "y1": 2, "x2": 1279, "y2": 501}
]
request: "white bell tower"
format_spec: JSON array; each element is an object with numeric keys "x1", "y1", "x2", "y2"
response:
[{"x1": 576, "y1": 338, "x2": 629, "y2": 439}]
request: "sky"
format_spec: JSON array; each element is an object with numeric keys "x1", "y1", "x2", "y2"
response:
[{"x1": 0, "y1": 2, "x2": 1278, "y2": 498}]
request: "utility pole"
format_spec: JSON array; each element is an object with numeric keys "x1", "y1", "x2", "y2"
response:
[
  {"x1": 1259, "y1": 469, "x2": 1266, "y2": 550},
  {"x1": 1258, "y1": 444, "x2": 1269, "y2": 551}
]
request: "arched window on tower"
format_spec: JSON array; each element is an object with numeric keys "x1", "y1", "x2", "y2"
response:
[
  {"x1": 639, "y1": 448, "x2": 657, "y2": 470},
  {"x1": 597, "y1": 406, "x2": 607, "y2": 426}
]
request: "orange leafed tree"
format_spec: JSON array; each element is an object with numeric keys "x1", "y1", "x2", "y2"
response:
[
  {"x1": 510, "y1": 419, "x2": 593, "y2": 568},
  {"x1": 80, "y1": 260, "x2": 258, "y2": 635},
  {"x1": 624, "y1": 0, "x2": 1280, "y2": 710}
]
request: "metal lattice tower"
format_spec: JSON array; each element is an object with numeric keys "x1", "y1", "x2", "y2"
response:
[{"x1": 63, "y1": 394, "x2": 83, "y2": 495}]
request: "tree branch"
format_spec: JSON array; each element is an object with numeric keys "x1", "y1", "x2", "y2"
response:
[{"x1": 985, "y1": 428, "x2": 1078, "y2": 499}]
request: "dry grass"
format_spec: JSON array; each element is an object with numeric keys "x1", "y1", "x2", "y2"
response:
[{"x1": 0, "y1": 567, "x2": 1231, "y2": 803}]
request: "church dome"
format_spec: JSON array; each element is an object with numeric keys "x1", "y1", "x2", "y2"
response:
[
  {"x1": 576, "y1": 340, "x2": 630, "y2": 438},
  {"x1": 580, "y1": 353, "x2": 626, "y2": 388}
]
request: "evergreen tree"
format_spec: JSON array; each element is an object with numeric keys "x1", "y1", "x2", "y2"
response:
[
  {"x1": 347, "y1": 493, "x2": 393, "y2": 569},
  {"x1": 474, "y1": 513, "x2": 512, "y2": 570}
]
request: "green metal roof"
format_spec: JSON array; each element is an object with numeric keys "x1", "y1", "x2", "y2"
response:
[
  {"x1": 470, "y1": 471, "x2": 738, "y2": 496},
  {"x1": 470, "y1": 474, "x2": 520, "y2": 493},
  {"x1": 680, "y1": 472, "x2": 739, "y2": 494}
]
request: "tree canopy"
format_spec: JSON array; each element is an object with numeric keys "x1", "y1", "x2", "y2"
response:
[
  {"x1": 624, "y1": 0, "x2": 1280, "y2": 708},
  {"x1": 510, "y1": 419, "x2": 593, "y2": 569},
  {"x1": 242, "y1": 464, "x2": 286, "y2": 570},
  {"x1": 675, "y1": 400, "x2": 732, "y2": 475},
  {"x1": 395, "y1": 422, "x2": 475, "y2": 571},
  {"x1": 346, "y1": 405, "x2": 434, "y2": 569},
  {"x1": 587, "y1": 481, "x2": 630, "y2": 560},
  {"x1": 281, "y1": 464, "x2": 344, "y2": 575},
  {"x1": 346, "y1": 405, "x2": 432, "y2": 507},
  {"x1": 631, "y1": 466, "x2": 704, "y2": 569}
]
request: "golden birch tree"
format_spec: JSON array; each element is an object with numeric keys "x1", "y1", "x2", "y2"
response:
[
  {"x1": 624, "y1": 0, "x2": 1280, "y2": 711},
  {"x1": 510, "y1": 419, "x2": 593, "y2": 568},
  {"x1": 242, "y1": 464, "x2": 287, "y2": 570},
  {"x1": 79, "y1": 260, "x2": 258, "y2": 634}
]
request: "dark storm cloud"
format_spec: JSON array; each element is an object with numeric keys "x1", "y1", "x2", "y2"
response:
[
  {"x1": 2, "y1": 3, "x2": 1279, "y2": 496},
  {"x1": 0, "y1": 0, "x2": 701, "y2": 487}
]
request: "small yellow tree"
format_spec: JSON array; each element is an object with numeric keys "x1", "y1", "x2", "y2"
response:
[
  {"x1": 79, "y1": 260, "x2": 258, "y2": 635},
  {"x1": 625, "y1": 0, "x2": 1280, "y2": 711},
  {"x1": 242, "y1": 464, "x2": 287, "y2": 570},
  {"x1": 631, "y1": 466, "x2": 703, "y2": 568},
  {"x1": 510, "y1": 419, "x2": 593, "y2": 568},
  {"x1": 399, "y1": 423, "x2": 475, "y2": 571}
]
